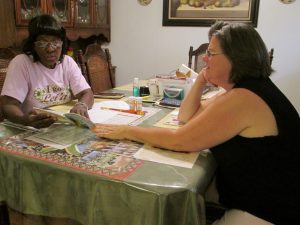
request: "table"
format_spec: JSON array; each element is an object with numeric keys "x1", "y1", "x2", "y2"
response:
[{"x1": 0, "y1": 101, "x2": 216, "y2": 225}]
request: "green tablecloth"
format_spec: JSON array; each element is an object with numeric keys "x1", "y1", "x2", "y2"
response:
[{"x1": 0, "y1": 105, "x2": 216, "y2": 225}]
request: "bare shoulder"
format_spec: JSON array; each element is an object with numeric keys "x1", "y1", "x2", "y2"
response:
[
  {"x1": 215, "y1": 88, "x2": 278, "y2": 137},
  {"x1": 215, "y1": 88, "x2": 264, "y2": 107},
  {"x1": 209, "y1": 88, "x2": 256, "y2": 109},
  {"x1": 204, "y1": 87, "x2": 270, "y2": 127}
]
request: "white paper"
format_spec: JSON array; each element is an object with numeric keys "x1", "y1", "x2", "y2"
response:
[
  {"x1": 134, "y1": 144, "x2": 200, "y2": 168},
  {"x1": 101, "y1": 113, "x2": 141, "y2": 125},
  {"x1": 87, "y1": 101, "x2": 142, "y2": 124},
  {"x1": 88, "y1": 108, "x2": 119, "y2": 123},
  {"x1": 94, "y1": 101, "x2": 129, "y2": 110}
]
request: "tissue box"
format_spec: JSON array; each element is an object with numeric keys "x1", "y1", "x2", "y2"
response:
[
  {"x1": 156, "y1": 75, "x2": 193, "y2": 98},
  {"x1": 163, "y1": 87, "x2": 184, "y2": 100}
]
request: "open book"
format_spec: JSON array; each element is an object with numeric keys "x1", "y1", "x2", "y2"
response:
[
  {"x1": 176, "y1": 64, "x2": 198, "y2": 78},
  {"x1": 33, "y1": 107, "x2": 94, "y2": 128}
]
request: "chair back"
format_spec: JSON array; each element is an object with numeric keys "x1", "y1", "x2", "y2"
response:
[
  {"x1": 0, "y1": 48, "x2": 18, "y2": 122},
  {"x1": 0, "y1": 59, "x2": 10, "y2": 94},
  {"x1": 77, "y1": 43, "x2": 115, "y2": 94},
  {"x1": 0, "y1": 48, "x2": 17, "y2": 93},
  {"x1": 188, "y1": 43, "x2": 209, "y2": 72},
  {"x1": 269, "y1": 48, "x2": 274, "y2": 65}
]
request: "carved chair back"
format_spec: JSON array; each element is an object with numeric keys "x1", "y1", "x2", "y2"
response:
[
  {"x1": 188, "y1": 43, "x2": 209, "y2": 73},
  {"x1": 77, "y1": 43, "x2": 115, "y2": 94}
]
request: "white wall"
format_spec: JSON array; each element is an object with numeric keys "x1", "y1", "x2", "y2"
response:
[{"x1": 107, "y1": 0, "x2": 300, "y2": 113}]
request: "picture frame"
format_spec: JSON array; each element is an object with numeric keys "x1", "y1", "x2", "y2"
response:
[{"x1": 163, "y1": 0, "x2": 260, "y2": 27}]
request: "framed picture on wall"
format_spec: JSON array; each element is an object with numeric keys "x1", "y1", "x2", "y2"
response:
[{"x1": 163, "y1": 0, "x2": 260, "y2": 27}]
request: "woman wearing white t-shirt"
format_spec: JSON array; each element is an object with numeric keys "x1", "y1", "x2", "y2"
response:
[{"x1": 1, "y1": 14, "x2": 93, "y2": 128}]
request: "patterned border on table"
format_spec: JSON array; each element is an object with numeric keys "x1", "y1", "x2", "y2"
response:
[{"x1": 0, "y1": 131, "x2": 144, "y2": 180}]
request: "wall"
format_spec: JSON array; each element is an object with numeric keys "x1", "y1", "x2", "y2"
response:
[{"x1": 108, "y1": 0, "x2": 300, "y2": 113}]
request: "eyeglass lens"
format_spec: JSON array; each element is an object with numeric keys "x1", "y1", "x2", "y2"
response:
[{"x1": 35, "y1": 41, "x2": 63, "y2": 49}]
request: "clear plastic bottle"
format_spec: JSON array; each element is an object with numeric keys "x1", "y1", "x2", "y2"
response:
[
  {"x1": 133, "y1": 77, "x2": 140, "y2": 97},
  {"x1": 135, "y1": 97, "x2": 143, "y2": 115},
  {"x1": 127, "y1": 96, "x2": 136, "y2": 111}
]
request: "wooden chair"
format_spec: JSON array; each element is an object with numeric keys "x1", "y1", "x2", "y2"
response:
[
  {"x1": 77, "y1": 43, "x2": 115, "y2": 94},
  {"x1": 0, "y1": 59, "x2": 10, "y2": 94},
  {"x1": 0, "y1": 48, "x2": 17, "y2": 93},
  {"x1": 0, "y1": 48, "x2": 17, "y2": 123},
  {"x1": 188, "y1": 43, "x2": 209, "y2": 72},
  {"x1": 269, "y1": 48, "x2": 274, "y2": 65}
]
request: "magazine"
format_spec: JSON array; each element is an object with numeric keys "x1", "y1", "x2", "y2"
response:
[{"x1": 33, "y1": 107, "x2": 94, "y2": 128}]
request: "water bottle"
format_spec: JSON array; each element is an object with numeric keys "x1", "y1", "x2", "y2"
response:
[{"x1": 133, "y1": 77, "x2": 140, "y2": 97}]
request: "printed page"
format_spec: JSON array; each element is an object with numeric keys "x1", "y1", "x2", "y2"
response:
[
  {"x1": 101, "y1": 113, "x2": 141, "y2": 125},
  {"x1": 33, "y1": 107, "x2": 69, "y2": 121},
  {"x1": 88, "y1": 101, "x2": 142, "y2": 125},
  {"x1": 94, "y1": 101, "x2": 130, "y2": 110},
  {"x1": 154, "y1": 109, "x2": 182, "y2": 129},
  {"x1": 27, "y1": 124, "x2": 95, "y2": 147},
  {"x1": 64, "y1": 113, "x2": 94, "y2": 128},
  {"x1": 33, "y1": 107, "x2": 75, "y2": 125},
  {"x1": 134, "y1": 144, "x2": 200, "y2": 168}
]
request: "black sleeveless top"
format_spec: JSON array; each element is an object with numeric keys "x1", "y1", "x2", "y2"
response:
[{"x1": 210, "y1": 78, "x2": 300, "y2": 225}]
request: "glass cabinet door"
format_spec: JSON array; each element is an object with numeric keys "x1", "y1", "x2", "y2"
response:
[
  {"x1": 15, "y1": 0, "x2": 111, "y2": 43},
  {"x1": 76, "y1": 0, "x2": 91, "y2": 26},
  {"x1": 95, "y1": 0, "x2": 108, "y2": 26},
  {"x1": 50, "y1": 0, "x2": 73, "y2": 27},
  {"x1": 17, "y1": 0, "x2": 43, "y2": 25}
]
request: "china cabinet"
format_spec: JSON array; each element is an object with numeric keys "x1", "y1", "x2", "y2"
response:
[{"x1": 14, "y1": 0, "x2": 110, "y2": 45}]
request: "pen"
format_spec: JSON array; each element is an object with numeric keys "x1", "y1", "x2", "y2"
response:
[{"x1": 100, "y1": 107, "x2": 145, "y2": 115}]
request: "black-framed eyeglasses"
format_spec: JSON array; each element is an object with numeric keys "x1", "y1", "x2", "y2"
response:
[
  {"x1": 205, "y1": 49, "x2": 223, "y2": 58},
  {"x1": 34, "y1": 40, "x2": 63, "y2": 49}
]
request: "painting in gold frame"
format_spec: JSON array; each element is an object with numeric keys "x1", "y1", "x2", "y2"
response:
[{"x1": 163, "y1": 0, "x2": 260, "y2": 27}]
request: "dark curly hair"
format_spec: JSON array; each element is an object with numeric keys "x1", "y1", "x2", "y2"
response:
[
  {"x1": 22, "y1": 14, "x2": 67, "y2": 62},
  {"x1": 209, "y1": 21, "x2": 274, "y2": 84}
]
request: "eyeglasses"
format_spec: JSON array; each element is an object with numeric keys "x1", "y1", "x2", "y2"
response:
[
  {"x1": 34, "y1": 40, "x2": 63, "y2": 49},
  {"x1": 205, "y1": 49, "x2": 223, "y2": 58}
]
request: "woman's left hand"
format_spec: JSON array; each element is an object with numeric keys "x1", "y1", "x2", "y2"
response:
[
  {"x1": 70, "y1": 102, "x2": 89, "y2": 118},
  {"x1": 91, "y1": 124, "x2": 128, "y2": 140}
]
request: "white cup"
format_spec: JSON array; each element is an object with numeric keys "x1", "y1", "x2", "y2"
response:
[{"x1": 147, "y1": 79, "x2": 159, "y2": 96}]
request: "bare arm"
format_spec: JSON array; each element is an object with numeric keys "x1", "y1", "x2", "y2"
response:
[
  {"x1": 1, "y1": 96, "x2": 56, "y2": 128},
  {"x1": 91, "y1": 90, "x2": 255, "y2": 152},
  {"x1": 70, "y1": 88, "x2": 94, "y2": 118},
  {"x1": 178, "y1": 70, "x2": 208, "y2": 123}
]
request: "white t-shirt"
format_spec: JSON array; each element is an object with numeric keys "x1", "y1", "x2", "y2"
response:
[{"x1": 1, "y1": 54, "x2": 90, "y2": 113}]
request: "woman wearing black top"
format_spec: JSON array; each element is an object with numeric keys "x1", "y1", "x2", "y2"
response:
[{"x1": 92, "y1": 22, "x2": 300, "y2": 224}]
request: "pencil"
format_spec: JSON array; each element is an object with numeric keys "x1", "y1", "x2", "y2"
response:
[{"x1": 100, "y1": 107, "x2": 145, "y2": 115}]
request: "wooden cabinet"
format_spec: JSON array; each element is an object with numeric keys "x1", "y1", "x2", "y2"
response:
[{"x1": 14, "y1": 0, "x2": 110, "y2": 45}]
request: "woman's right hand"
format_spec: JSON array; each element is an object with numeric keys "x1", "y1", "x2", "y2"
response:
[
  {"x1": 25, "y1": 111, "x2": 57, "y2": 128},
  {"x1": 196, "y1": 68, "x2": 209, "y2": 86},
  {"x1": 177, "y1": 69, "x2": 209, "y2": 123},
  {"x1": 1, "y1": 96, "x2": 56, "y2": 129}
]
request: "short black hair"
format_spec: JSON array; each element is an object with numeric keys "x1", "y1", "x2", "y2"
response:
[
  {"x1": 22, "y1": 14, "x2": 67, "y2": 62},
  {"x1": 210, "y1": 21, "x2": 273, "y2": 84}
]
